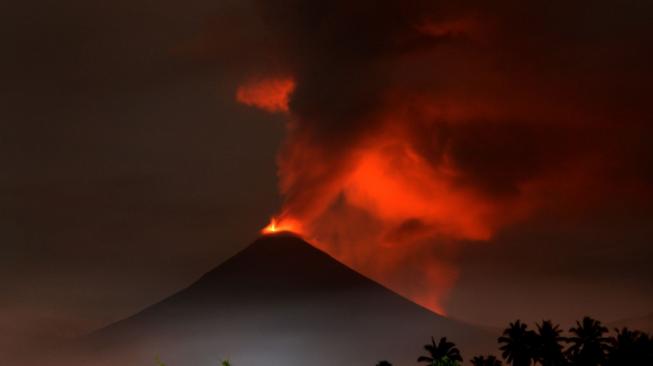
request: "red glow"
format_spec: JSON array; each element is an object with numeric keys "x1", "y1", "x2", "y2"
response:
[
  {"x1": 343, "y1": 142, "x2": 494, "y2": 241},
  {"x1": 242, "y1": 96, "x2": 538, "y2": 313},
  {"x1": 228, "y1": 4, "x2": 651, "y2": 317},
  {"x1": 417, "y1": 17, "x2": 481, "y2": 39},
  {"x1": 236, "y1": 77, "x2": 295, "y2": 113}
]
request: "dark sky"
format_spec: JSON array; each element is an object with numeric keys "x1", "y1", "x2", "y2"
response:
[
  {"x1": 2, "y1": 0, "x2": 652, "y2": 356},
  {"x1": 1, "y1": 0, "x2": 284, "y2": 353}
]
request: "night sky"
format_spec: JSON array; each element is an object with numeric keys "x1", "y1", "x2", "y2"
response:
[{"x1": 2, "y1": 0, "x2": 652, "y2": 357}]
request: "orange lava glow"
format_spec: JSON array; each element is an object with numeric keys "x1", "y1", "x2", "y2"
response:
[
  {"x1": 236, "y1": 77, "x2": 295, "y2": 113},
  {"x1": 261, "y1": 217, "x2": 303, "y2": 235}
]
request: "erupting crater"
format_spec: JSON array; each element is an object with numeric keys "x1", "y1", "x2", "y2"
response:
[{"x1": 261, "y1": 217, "x2": 303, "y2": 235}]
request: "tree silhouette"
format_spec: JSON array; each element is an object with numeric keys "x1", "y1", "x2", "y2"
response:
[
  {"x1": 498, "y1": 320, "x2": 536, "y2": 366},
  {"x1": 606, "y1": 327, "x2": 653, "y2": 365},
  {"x1": 566, "y1": 317, "x2": 609, "y2": 366},
  {"x1": 365, "y1": 317, "x2": 653, "y2": 366},
  {"x1": 470, "y1": 355, "x2": 503, "y2": 366},
  {"x1": 534, "y1": 320, "x2": 567, "y2": 366},
  {"x1": 418, "y1": 337, "x2": 463, "y2": 365}
]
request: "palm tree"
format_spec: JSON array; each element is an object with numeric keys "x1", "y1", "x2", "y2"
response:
[
  {"x1": 471, "y1": 355, "x2": 503, "y2": 366},
  {"x1": 632, "y1": 332, "x2": 653, "y2": 364},
  {"x1": 376, "y1": 361, "x2": 393, "y2": 366},
  {"x1": 418, "y1": 336, "x2": 463, "y2": 365},
  {"x1": 566, "y1": 317, "x2": 609, "y2": 366},
  {"x1": 498, "y1": 320, "x2": 536, "y2": 366},
  {"x1": 606, "y1": 327, "x2": 653, "y2": 365},
  {"x1": 534, "y1": 320, "x2": 567, "y2": 366}
]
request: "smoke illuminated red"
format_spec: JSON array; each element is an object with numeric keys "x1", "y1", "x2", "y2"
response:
[
  {"x1": 236, "y1": 77, "x2": 295, "y2": 113},
  {"x1": 237, "y1": 79, "x2": 527, "y2": 311},
  {"x1": 255, "y1": 110, "x2": 533, "y2": 313},
  {"x1": 231, "y1": 3, "x2": 653, "y2": 314}
]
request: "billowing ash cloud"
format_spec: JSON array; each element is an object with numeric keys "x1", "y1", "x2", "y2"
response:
[{"x1": 207, "y1": 0, "x2": 653, "y2": 312}]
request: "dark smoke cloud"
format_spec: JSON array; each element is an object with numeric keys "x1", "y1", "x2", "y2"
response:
[
  {"x1": 219, "y1": 0, "x2": 653, "y2": 201},
  {"x1": 223, "y1": 0, "x2": 653, "y2": 311}
]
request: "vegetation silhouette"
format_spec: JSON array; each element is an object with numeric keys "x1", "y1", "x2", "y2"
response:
[
  {"x1": 566, "y1": 317, "x2": 610, "y2": 366},
  {"x1": 498, "y1": 320, "x2": 536, "y2": 366},
  {"x1": 396, "y1": 316, "x2": 649, "y2": 366},
  {"x1": 417, "y1": 336, "x2": 463, "y2": 365},
  {"x1": 606, "y1": 327, "x2": 652, "y2": 365},
  {"x1": 534, "y1": 320, "x2": 566, "y2": 366}
]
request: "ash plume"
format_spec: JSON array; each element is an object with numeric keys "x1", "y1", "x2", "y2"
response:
[{"x1": 204, "y1": 0, "x2": 653, "y2": 311}]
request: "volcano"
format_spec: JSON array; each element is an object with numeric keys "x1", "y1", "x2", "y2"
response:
[{"x1": 64, "y1": 234, "x2": 493, "y2": 366}]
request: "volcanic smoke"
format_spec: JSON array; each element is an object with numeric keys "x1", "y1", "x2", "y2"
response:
[
  {"x1": 230, "y1": 0, "x2": 653, "y2": 313},
  {"x1": 236, "y1": 77, "x2": 295, "y2": 113},
  {"x1": 239, "y1": 74, "x2": 527, "y2": 312}
]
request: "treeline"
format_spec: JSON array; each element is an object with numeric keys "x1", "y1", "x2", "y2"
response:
[{"x1": 377, "y1": 316, "x2": 653, "y2": 366}]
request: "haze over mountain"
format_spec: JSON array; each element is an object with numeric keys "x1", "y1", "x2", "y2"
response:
[
  {"x1": 48, "y1": 234, "x2": 494, "y2": 366},
  {"x1": 610, "y1": 313, "x2": 653, "y2": 335}
]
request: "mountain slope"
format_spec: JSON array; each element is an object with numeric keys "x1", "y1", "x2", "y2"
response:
[{"x1": 67, "y1": 234, "x2": 494, "y2": 366}]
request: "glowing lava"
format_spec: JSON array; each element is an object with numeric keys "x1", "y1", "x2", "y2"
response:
[{"x1": 261, "y1": 217, "x2": 302, "y2": 235}]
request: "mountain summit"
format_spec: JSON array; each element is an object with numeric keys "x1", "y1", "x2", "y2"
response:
[{"x1": 69, "y1": 234, "x2": 493, "y2": 366}]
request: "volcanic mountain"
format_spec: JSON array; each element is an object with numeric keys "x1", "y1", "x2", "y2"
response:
[{"x1": 63, "y1": 234, "x2": 494, "y2": 366}]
